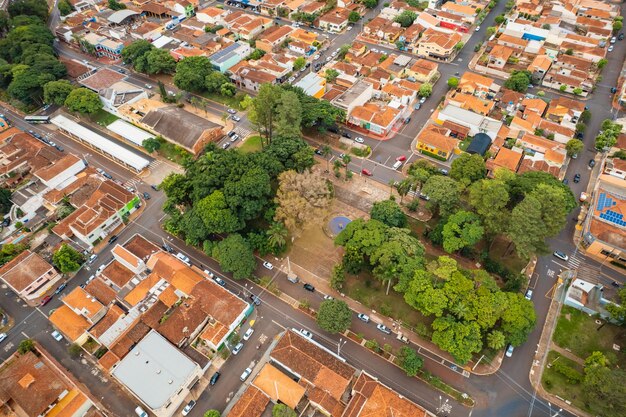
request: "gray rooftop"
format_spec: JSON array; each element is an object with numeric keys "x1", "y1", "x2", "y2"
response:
[{"x1": 112, "y1": 330, "x2": 199, "y2": 409}]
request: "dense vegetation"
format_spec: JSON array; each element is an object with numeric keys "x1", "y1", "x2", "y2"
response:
[{"x1": 0, "y1": 0, "x2": 66, "y2": 107}]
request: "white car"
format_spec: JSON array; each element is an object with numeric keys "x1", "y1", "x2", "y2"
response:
[
  {"x1": 288, "y1": 76, "x2": 296, "y2": 83},
  {"x1": 553, "y1": 251, "x2": 569, "y2": 261},
  {"x1": 355, "y1": 137, "x2": 364, "y2": 143},
  {"x1": 525, "y1": 289, "x2": 533, "y2": 300},
  {"x1": 299, "y1": 329, "x2": 313, "y2": 339},
  {"x1": 214, "y1": 277, "x2": 226, "y2": 287},
  {"x1": 263, "y1": 261, "x2": 274, "y2": 270},
  {"x1": 232, "y1": 342, "x2": 244, "y2": 355},
  {"x1": 376, "y1": 324, "x2": 391, "y2": 335},
  {"x1": 51, "y1": 330, "x2": 63, "y2": 342},
  {"x1": 611, "y1": 36, "x2": 617, "y2": 44},
  {"x1": 144, "y1": 84, "x2": 152, "y2": 89},
  {"x1": 347, "y1": 25, "x2": 353, "y2": 31},
  {"x1": 608, "y1": 45, "x2": 615, "y2": 52},
  {"x1": 475, "y1": 25, "x2": 481, "y2": 32},
  {"x1": 240, "y1": 367, "x2": 252, "y2": 381},
  {"x1": 243, "y1": 328, "x2": 254, "y2": 341},
  {"x1": 505, "y1": 344, "x2": 514, "y2": 357},
  {"x1": 181, "y1": 400, "x2": 196, "y2": 416},
  {"x1": 204, "y1": 269, "x2": 215, "y2": 278},
  {"x1": 357, "y1": 313, "x2": 370, "y2": 323},
  {"x1": 227, "y1": 108, "x2": 237, "y2": 114},
  {"x1": 325, "y1": 56, "x2": 332, "y2": 62},
  {"x1": 323, "y1": 294, "x2": 334, "y2": 300},
  {"x1": 0, "y1": 333, "x2": 6, "y2": 343},
  {"x1": 331, "y1": 51, "x2": 337, "y2": 57}
]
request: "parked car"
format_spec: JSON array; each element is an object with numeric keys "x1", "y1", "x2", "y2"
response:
[
  {"x1": 40, "y1": 295, "x2": 52, "y2": 306},
  {"x1": 222, "y1": 142, "x2": 231, "y2": 149},
  {"x1": 151, "y1": 184, "x2": 159, "y2": 191},
  {"x1": 323, "y1": 295, "x2": 333, "y2": 300},
  {"x1": 608, "y1": 45, "x2": 615, "y2": 52},
  {"x1": 262, "y1": 261, "x2": 274, "y2": 270},
  {"x1": 612, "y1": 87, "x2": 618, "y2": 94},
  {"x1": 144, "y1": 84, "x2": 153, "y2": 89},
  {"x1": 299, "y1": 329, "x2": 313, "y2": 339},
  {"x1": 227, "y1": 108, "x2": 237, "y2": 114},
  {"x1": 54, "y1": 282, "x2": 67, "y2": 294},
  {"x1": 230, "y1": 134, "x2": 239, "y2": 142},
  {"x1": 573, "y1": 173, "x2": 581, "y2": 183},
  {"x1": 0, "y1": 333, "x2": 6, "y2": 343},
  {"x1": 419, "y1": 96, "x2": 427, "y2": 104},
  {"x1": 376, "y1": 324, "x2": 392, "y2": 334},
  {"x1": 439, "y1": 168, "x2": 449, "y2": 176},
  {"x1": 249, "y1": 294, "x2": 261, "y2": 305},
  {"x1": 315, "y1": 148, "x2": 323, "y2": 155},
  {"x1": 505, "y1": 344, "x2": 514, "y2": 357},
  {"x1": 619, "y1": 32, "x2": 625, "y2": 41},
  {"x1": 55, "y1": 145, "x2": 64, "y2": 152},
  {"x1": 240, "y1": 367, "x2": 252, "y2": 381},
  {"x1": 361, "y1": 168, "x2": 372, "y2": 176},
  {"x1": 611, "y1": 36, "x2": 617, "y2": 44},
  {"x1": 357, "y1": 313, "x2": 370, "y2": 323},
  {"x1": 525, "y1": 289, "x2": 533, "y2": 300},
  {"x1": 475, "y1": 25, "x2": 481, "y2": 32},
  {"x1": 419, "y1": 193, "x2": 430, "y2": 201},
  {"x1": 215, "y1": 277, "x2": 226, "y2": 287},
  {"x1": 232, "y1": 342, "x2": 244, "y2": 355},
  {"x1": 102, "y1": 172, "x2": 113, "y2": 179},
  {"x1": 231, "y1": 115, "x2": 241, "y2": 122},
  {"x1": 176, "y1": 252, "x2": 191, "y2": 265},
  {"x1": 396, "y1": 155, "x2": 407, "y2": 162},
  {"x1": 562, "y1": 178, "x2": 569, "y2": 185},
  {"x1": 135, "y1": 407, "x2": 148, "y2": 417},
  {"x1": 355, "y1": 137, "x2": 364, "y2": 143},
  {"x1": 51, "y1": 330, "x2": 63, "y2": 341},
  {"x1": 182, "y1": 400, "x2": 196, "y2": 416},
  {"x1": 303, "y1": 283, "x2": 315, "y2": 292},
  {"x1": 162, "y1": 243, "x2": 173, "y2": 253},
  {"x1": 243, "y1": 328, "x2": 254, "y2": 341},
  {"x1": 108, "y1": 235, "x2": 118, "y2": 244},
  {"x1": 611, "y1": 280, "x2": 621, "y2": 287},
  {"x1": 210, "y1": 371, "x2": 221, "y2": 385},
  {"x1": 553, "y1": 251, "x2": 569, "y2": 261},
  {"x1": 589, "y1": 159, "x2": 596, "y2": 168},
  {"x1": 143, "y1": 192, "x2": 151, "y2": 200}
]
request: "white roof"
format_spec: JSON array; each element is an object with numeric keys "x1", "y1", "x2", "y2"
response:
[
  {"x1": 108, "y1": 10, "x2": 140, "y2": 24},
  {"x1": 112, "y1": 330, "x2": 199, "y2": 409},
  {"x1": 572, "y1": 278, "x2": 595, "y2": 293},
  {"x1": 107, "y1": 119, "x2": 154, "y2": 146},
  {"x1": 152, "y1": 35, "x2": 174, "y2": 49},
  {"x1": 51, "y1": 115, "x2": 149, "y2": 171}
]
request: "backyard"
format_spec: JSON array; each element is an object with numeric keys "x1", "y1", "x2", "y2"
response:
[
  {"x1": 541, "y1": 350, "x2": 586, "y2": 410},
  {"x1": 553, "y1": 305, "x2": 626, "y2": 368}
]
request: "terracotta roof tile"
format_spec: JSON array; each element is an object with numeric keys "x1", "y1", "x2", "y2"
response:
[{"x1": 49, "y1": 305, "x2": 91, "y2": 342}]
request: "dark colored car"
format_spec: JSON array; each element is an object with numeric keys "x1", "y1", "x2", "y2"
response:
[
  {"x1": 55, "y1": 145, "x2": 64, "y2": 152},
  {"x1": 562, "y1": 178, "x2": 569, "y2": 185},
  {"x1": 589, "y1": 159, "x2": 596, "y2": 168},
  {"x1": 249, "y1": 294, "x2": 261, "y2": 305},
  {"x1": 102, "y1": 172, "x2": 113, "y2": 179},
  {"x1": 108, "y1": 235, "x2": 118, "y2": 244},
  {"x1": 611, "y1": 87, "x2": 618, "y2": 94},
  {"x1": 341, "y1": 132, "x2": 351, "y2": 139},
  {"x1": 162, "y1": 243, "x2": 173, "y2": 253},
  {"x1": 303, "y1": 283, "x2": 315, "y2": 292},
  {"x1": 619, "y1": 32, "x2": 625, "y2": 40},
  {"x1": 210, "y1": 371, "x2": 221, "y2": 385},
  {"x1": 611, "y1": 280, "x2": 621, "y2": 287},
  {"x1": 40, "y1": 295, "x2": 52, "y2": 306},
  {"x1": 573, "y1": 173, "x2": 581, "y2": 183},
  {"x1": 315, "y1": 148, "x2": 323, "y2": 155},
  {"x1": 143, "y1": 192, "x2": 151, "y2": 200},
  {"x1": 151, "y1": 184, "x2": 159, "y2": 191},
  {"x1": 54, "y1": 283, "x2": 67, "y2": 295}
]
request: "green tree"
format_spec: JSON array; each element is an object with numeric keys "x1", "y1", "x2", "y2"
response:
[
  {"x1": 9, "y1": 0, "x2": 49, "y2": 21},
  {"x1": 394, "y1": 10, "x2": 417, "y2": 27},
  {"x1": 506, "y1": 195, "x2": 547, "y2": 259},
  {"x1": 174, "y1": 56, "x2": 212, "y2": 92},
  {"x1": 142, "y1": 137, "x2": 161, "y2": 153},
  {"x1": 500, "y1": 292, "x2": 536, "y2": 346},
  {"x1": 108, "y1": 0, "x2": 126, "y2": 10},
  {"x1": 266, "y1": 222, "x2": 288, "y2": 252},
  {"x1": 205, "y1": 71, "x2": 230, "y2": 93},
  {"x1": 68, "y1": 343, "x2": 82, "y2": 358},
  {"x1": 203, "y1": 411, "x2": 221, "y2": 417},
  {"x1": 504, "y1": 70, "x2": 532, "y2": 93},
  {"x1": 249, "y1": 83, "x2": 282, "y2": 145},
  {"x1": 468, "y1": 179, "x2": 510, "y2": 235},
  {"x1": 212, "y1": 234, "x2": 256, "y2": 279},
  {"x1": 324, "y1": 68, "x2": 339, "y2": 83},
  {"x1": 121, "y1": 39, "x2": 153, "y2": 65},
  {"x1": 330, "y1": 263, "x2": 345, "y2": 290},
  {"x1": 272, "y1": 404, "x2": 296, "y2": 417},
  {"x1": 144, "y1": 48, "x2": 176, "y2": 74},
  {"x1": 494, "y1": 15, "x2": 505, "y2": 24},
  {"x1": 486, "y1": 330, "x2": 506, "y2": 350},
  {"x1": 421, "y1": 176, "x2": 460, "y2": 217},
  {"x1": 275, "y1": 90, "x2": 302, "y2": 139},
  {"x1": 431, "y1": 315, "x2": 482, "y2": 364},
  {"x1": 450, "y1": 153, "x2": 486, "y2": 185},
  {"x1": 57, "y1": 0, "x2": 72, "y2": 16},
  {"x1": 18, "y1": 339, "x2": 35, "y2": 354},
  {"x1": 293, "y1": 56, "x2": 306, "y2": 71},
  {"x1": 363, "y1": 0, "x2": 378, "y2": 7},
  {"x1": 613, "y1": 20, "x2": 623, "y2": 33},
  {"x1": 565, "y1": 139, "x2": 583, "y2": 156},
  {"x1": 597, "y1": 58, "x2": 608, "y2": 69},
  {"x1": 442, "y1": 210, "x2": 484, "y2": 253},
  {"x1": 0, "y1": 188, "x2": 12, "y2": 215},
  {"x1": 43, "y1": 79, "x2": 74, "y2": 105},
  {"x1": 196, "y1": 190, "x2": 242, "y2": 234},
  {"x1": 606, "y1": 287, "x2": 626, "y2": 325},
  {"x1": 348, "y1": 11, "x2": 360, "y2": 23},
  {"x1": 370, "y1": 199, "x2": 407, "y2": 228},
  {"x1": 454, "y1": 41, "x2": 465, "y2": 51},
  {"x1": 418, "y1": 83, "x2": 432, "y2": 97},
  {"x1": 64, "y1": 87, "x2": 102, "y2": 114},
  {"x1": 447, "y1": 77, "x2": 459, "y2": 89},
  {"x1": 52, "y1": 244, "x2": 84, "y2": 273},
  {"x1": 398, "y1": 346, "x2": 423, "y2": 376},
  {"x1": 316, "y1": 299, "x2": 352, "y2": 334}
]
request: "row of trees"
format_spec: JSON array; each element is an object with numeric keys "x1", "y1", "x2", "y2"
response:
[
  {"x1": 121, "y1": 39, "x2": 177, "y2": 76},
  {"x1": 0, "y1": 0, "x2": 67, "y2": 105},
  {"x1": 43, "y1": 81, "x2": 103, "y2": 114},
  {"x1": 595, "y1": 119, "x2": 622, "y2": 151},
  {"x1": 249, "y1": 83, "x2": 346, "y2": 145}
]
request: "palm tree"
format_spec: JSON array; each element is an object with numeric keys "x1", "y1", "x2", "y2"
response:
[
  {"x1": 267, "y1": 222, "x2": 288, "y2": 251},
  {"x1": 395, "y1": 179, "x2": 412, "y2": 204},
  {"x1": 322, "y1": 145, "x2": 331, "y2": 173},
  {"x1": 342, "y1": 154, "x2": 352, "y2": 179}
]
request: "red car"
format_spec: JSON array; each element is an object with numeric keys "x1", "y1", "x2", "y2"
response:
[
  {"x1": 396, "y1": 155, "x2": 407, "y2": 162},
  {"x1": 361, "y1": 168, "x2": 373, "y2": 176},
  {"x1": 40, "y1": 295, "x2": 52, "y2": 306}
]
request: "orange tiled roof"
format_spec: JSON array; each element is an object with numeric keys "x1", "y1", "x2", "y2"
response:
[{"x1": 49, "y1": 305, "x2": 90, "y2": 342}]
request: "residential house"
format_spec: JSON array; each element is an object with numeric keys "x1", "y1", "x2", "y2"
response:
[
  {"x1": 486, "y1": 147, "x2": 523, "y2": 176},
  {"x1": 415, "y1": 124, "x2": 457, "y2": 160},
  {"x1": 436, "y1": 104, "x2": 503, "y2": 139},
  {"x1": 527, "y1": 54, "x2": 552, "y2": 78},
  {"x1": 545, "y1": 97, "x2": 585, "y2": 126},
  {"x1": 447, "y1": 92, "x2": 494, "y2": 116},
  {"x1": 294, "y1": 72, "x2": 327, "y2": 98},
  {"x1": 209, "y1": 41, "x2": 251, "y2": 73},
  {"x1": 231, "y1": 65, "x2": 278, "y2": 91},
  {"x1": 290, "y1": 28, "x2": 319, "y2": 46},
  {"x1": 318, "y1": 8, "x2": 351, "y2": 33},
  {"x1": 487, "y1": 44, "x2": 513, "y2": 69},
  {"x1": 256, "y1": 25, "x2": 293, "y2": 53},
  {"x1": 457, "y1": 72, "x2": 500, "y2": 99},
  {"x1": 348, "y1": 102, "x2": 403, "y2": 136},
  {"x1": 81, "y1": 32, "x2": 124, "y2": 60},
  {"x1": 132, "y1": 21, "x2": 163, "y2": 41},
  {"x1": 331, "y1": 79, "x2": 374, "y2": 115},
  {"x1": 403, "y1": 58, "x2": 438, "y2": 82},
  {"x1": 33, "y1": 154, "x2": 86, "y2": 189},
  {"x1": 196, "y1": 6, "x2": 228, "y2": 25},
  {"x1": 416, "y1": 27, "x2": 462, "y2": 60},
  {"x1": 0, "y1": 250, "x2": 62, "y2": 303}
]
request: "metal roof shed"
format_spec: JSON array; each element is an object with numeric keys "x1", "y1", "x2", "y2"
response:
[
  {"x1": 107, "y1": 119, "x2": 154, "y2": 146},
  {"x1": 51, "y1": 115, "x2": 150, "y2": 172},
  {"x1": 466, "y1": 132, "x2": 492, "y2": 156}
]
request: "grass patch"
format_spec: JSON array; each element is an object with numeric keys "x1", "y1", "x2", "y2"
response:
[
  {"x1": 89, "y1": 109, "x2": 119, "y2": 126},
  {"x1": 458, "y1": 138, "x2": 472, "y2": 151},
  {"x1": 155, "y1": 137, "x2": 192, "y2": 165},
  {"x1": 553, "y1": 306, "x2": 626, "y2": 368},
  {"x1": 239, "y1": 135, "x2": 262, "y2": 153},
  {"x1": 343, "y1": 271, "x2": 434, "y2": 331},
  {"x1": 201, "y1": 91, "x2": 243, "y2": 109},
  {"x1": 542, "y1": 351, "x2": 586, "y2": 411}
]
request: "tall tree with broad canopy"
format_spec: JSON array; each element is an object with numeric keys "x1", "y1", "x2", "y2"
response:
[
  {"x1": 421, "y1": 176, "x2": 460, "y2": 217},
  {"x1": 316, "y1": 299, "x2": 352, "y2": 334},
  {"x1": 212, "y1": 234, "x2": 256, "y2": 279},
  {"x1": 370, "y1": 199, "x2": 407, "y2": 228},
  {"x1": 173, "y1": 56, "x2": 212, "y2": 92},
  {"x1": 442, "y1": 210, "x2": 484, "y2": 253},
  {"x1": 275, "y1": 90, "x2": 302, "y2": 139},
  {"x1": 64, "y1": 88, "x2": 102, "y2": 114},
  {"x1": 450, "y1": 153, "x2": 486, "y2": 185}
]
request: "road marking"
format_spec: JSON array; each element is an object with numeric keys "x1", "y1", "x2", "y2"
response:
[
  {"x1": 546, "y1": 269, "x2": 555, "y2": 278},
  {"x1": 551, "y1": 260, "x2": 567, "y2": 269}
]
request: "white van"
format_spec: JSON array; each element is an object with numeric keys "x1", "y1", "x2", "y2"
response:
[
  {"x1": 135, "y1": 406, "x2": 148, "y2": 417},
  {"x1": 176, "y1": 252, "x2": 191, "y2": 265},
  {"x1": 392, "y1": 160, "x2": 403, "y2": 170}
]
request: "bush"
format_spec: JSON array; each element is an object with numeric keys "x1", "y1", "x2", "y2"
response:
[
  {"x1": 18, "y1": 339, "x2": 35, "y2": 354},
  {"x1": 406, "y1": 199, "x2": 420, "y2": 212},
  {"x1": 68, "y1": 343, "x2": 82, "y2": 358},
  {"x1": 552, "y1": 360, "x2": 583, "y2": 384}
]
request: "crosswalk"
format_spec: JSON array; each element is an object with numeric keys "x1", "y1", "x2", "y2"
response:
[
  {"x1": 567, "y1": 253, "x2": 585, "y2": 269},
  {"x1": 232, "y1": 125, "x2": 253, "y2": 139}
]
